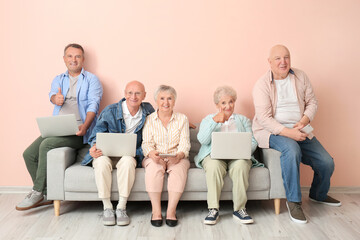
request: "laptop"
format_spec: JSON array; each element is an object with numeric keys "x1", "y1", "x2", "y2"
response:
[
  {"x1": 36, "y1": 114, "x2": 79, "y2": 138},
  {"x1": 96, "y1": 133, "x2": 137, "y2": 157},
  {"x1": 210, "y1": 132, "x2": 252, "y2": 160}
]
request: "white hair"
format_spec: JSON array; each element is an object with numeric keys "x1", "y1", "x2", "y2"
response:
[
  {"x1": 154, "y1": 85, "x2": 177, "y2": 101},
  {"x1": 213, "y1": 86, "x2": 237, "y2": 104}
]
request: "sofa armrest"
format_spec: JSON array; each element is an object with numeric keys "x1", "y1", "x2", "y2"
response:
[
  {"x1": 47, "y1": 147, "x2": 77, "y2": 200},
  {"x1": 260, "y1": 148, "x2": 286, "y2": 199}
]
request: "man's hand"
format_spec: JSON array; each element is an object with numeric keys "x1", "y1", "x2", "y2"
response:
[
  {"x1": 280, "y1": 127, "x2": 308, "y2": 141},
  {"x1": 213, "y1": 109, "x2": 228, "y2": 123},
  {"x1": 89, "y1": 144, "x2": 102, "y2": 158},
  {"x1": 76, "y1": 124, "x2": 87, "y2": 136},
  {"x1": 293, "y1": 121, "x2": 306, "y2": 130},
  {"x1": 53, "y1": 87, "x2": 64, "y2": 106}
]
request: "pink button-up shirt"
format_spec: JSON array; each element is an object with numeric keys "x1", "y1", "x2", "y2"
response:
[
  {"x1": 252, "y1": 68, "x2": 318, "y2": 148},
  {"x1": 142, "y1": 111, "x2": 191, "y2": 158}
]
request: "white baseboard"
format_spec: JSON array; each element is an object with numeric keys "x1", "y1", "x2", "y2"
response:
[
  {"x1": 1, "y1": 186, "x2": 360, "y2": 194},
  {"x1": 0, "y1": 186, "x2": 32, "y2": 193}
]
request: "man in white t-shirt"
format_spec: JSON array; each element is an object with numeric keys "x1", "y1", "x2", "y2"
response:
[
  {"x1": 83, "y1": 81, "x2": 155, "y2": 226},
  {"x1": 252, "y1": 45, "x2": 341, "y2": 224}
]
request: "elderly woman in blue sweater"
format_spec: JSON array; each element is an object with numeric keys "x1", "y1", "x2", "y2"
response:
[{"x1": 194, "y1": 86, "x2": 262, "y2": 225}]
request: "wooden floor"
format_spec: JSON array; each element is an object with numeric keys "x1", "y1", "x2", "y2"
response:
[{"x1": 0, "y1": 192, "x2": 359, "y2": 240}]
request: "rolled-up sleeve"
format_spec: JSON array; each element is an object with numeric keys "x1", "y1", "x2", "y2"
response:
[
  {"x1": 86, "y1": 75, "x2": 103, "y2": 114},
  {"x1": 49, "y1": 75, "x2": 62, "y2": 103}
]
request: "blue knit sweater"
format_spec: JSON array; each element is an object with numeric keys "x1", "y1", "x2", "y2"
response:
[{"x1": 194, "y1": 113, "x2": 264, "y2": 169}]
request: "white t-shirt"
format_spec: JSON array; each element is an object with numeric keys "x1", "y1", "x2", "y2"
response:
[
  {"x1": 274, "y1": 75, "x2": 301, "y2": 128},
  {"x1": 122, "y1": 100, "x2": 143, "y2": 133}
]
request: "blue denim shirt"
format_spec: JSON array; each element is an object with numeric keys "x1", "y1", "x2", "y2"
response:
[
  {"x1": 49, "y1": 68, "x2": 103, "y2": 144},
  {"x1": 81, "y1": 98, "x2": 155, "y2": 167}
]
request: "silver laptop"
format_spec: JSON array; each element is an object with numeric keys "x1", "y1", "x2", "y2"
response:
[
  {"x1": 96, "y1": 133, "x2": 137, "y2": 157},
  {"x1": 36, "y1": 114, "x2": 79, "y2": 138},
  {"x1": 211, "y1": 132, "x2": 252, "y2": 160}
]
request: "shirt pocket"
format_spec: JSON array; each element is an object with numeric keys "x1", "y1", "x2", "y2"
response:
[{"x1": 78, "y1": 83, "x2": 89, "y2": 101}]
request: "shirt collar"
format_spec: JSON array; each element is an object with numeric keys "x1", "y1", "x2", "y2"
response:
[
  {"x1": 223, "y1": 114, "x2": 235, "y2": 124},
  {"x1": 65, "y1": 68, "x2": 85, "y2": 77},
  {"x1": 122, "y1": 100, "x2": 142, "y2": 118},
  {"x1": 154, "y1": 110, "x2": 176, "y2": 122},
  {"x1": 270, "y1": 68, "x2": 294, "y2": 82}
]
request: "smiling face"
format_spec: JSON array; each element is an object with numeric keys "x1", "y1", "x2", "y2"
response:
[
  {"x1": 156, "y1": 91, "x2": 175, "y2": 114},
  {"x1": 216, "y1": 94, "x2": 235, "y2": 118},
  {"x1": 124, "y1": 81, "x2": 146, "y2": 111},
  {"x1": 63, "y1": 47, "x2": 84, "y2": 76},
  {"x1": 268, "y1": 45, "x2": 291, "y2": 80}
]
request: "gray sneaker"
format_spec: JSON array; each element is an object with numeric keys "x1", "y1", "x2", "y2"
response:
[
  {"x1": 116, "y1": 208, "x2": 130, "y2": 226},
  {"x1": 286, "y1": 201, "x2": 307, "y2": 224},
  {"x1": 16, "y1": 190, "x2": 44, "y2": 211},
  {"x1": 103, "y1": 208, "x2": 116, "y2": 226},
  {"x1": 37, "y1": 195, "x2": 53, "y2": 207}
]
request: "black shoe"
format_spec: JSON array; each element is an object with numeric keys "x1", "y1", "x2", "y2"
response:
[
  {"x1": 150, "y1": 215, "x2": 163, "y2": 227},
  {"x1": 165, "y1": 215, "x2": 178, "y2": 227}
]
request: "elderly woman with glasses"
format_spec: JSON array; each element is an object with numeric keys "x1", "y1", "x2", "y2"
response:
[
  {"x1": 142, "y1": 85, "x2": 190, "y2": 227},
  {"x1": 194, "y1": 86, "x2": 263, "y2": 225}
]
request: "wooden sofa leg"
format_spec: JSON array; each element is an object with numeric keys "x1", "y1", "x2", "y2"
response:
[
  {"x1": 54, "y1": 200, "x2": 60, "y2": 216},
  {"x1": 274, "y1": 198, "x2": 280, "y2": 215}
]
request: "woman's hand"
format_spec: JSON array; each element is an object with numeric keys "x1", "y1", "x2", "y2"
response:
[
  {"x1": 213, "y1": 109, "x2": 229, "y2": 123},
  {"x1": 149, "y1": 150, "x2": 166, "y2": 168},
  {"x1": 167, "y1": 152, "x2": 185, "y2": 167},
  {"x1": 89, "y1": 144, "x2": 102, "y2": 158}
]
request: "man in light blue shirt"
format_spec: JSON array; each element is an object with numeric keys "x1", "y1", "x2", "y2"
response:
[{"x1": 16, "y1": 43, "x2": 103, "y2": 211}]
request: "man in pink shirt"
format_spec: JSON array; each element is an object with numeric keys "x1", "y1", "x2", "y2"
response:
[{"x1": 252, "y1": 45, "x2": 341, "y2": 224}]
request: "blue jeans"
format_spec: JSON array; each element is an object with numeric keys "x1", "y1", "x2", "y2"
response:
[{"x1": 269, "y1": 135, "x2": 334, "y2": 202}]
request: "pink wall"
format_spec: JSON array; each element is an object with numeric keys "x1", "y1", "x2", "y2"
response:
[{"x1": 1, "y1": 0, "x2": 359, "y2": 187}]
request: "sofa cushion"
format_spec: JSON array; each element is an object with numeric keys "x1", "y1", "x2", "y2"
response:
[{"x1": 64, "y1": 162, "x2": 269, "y2": 193}]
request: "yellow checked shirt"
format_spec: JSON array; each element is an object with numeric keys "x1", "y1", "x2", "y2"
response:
[{"x1": 142, "y1": 111, "x2": 190, "y2": 158}]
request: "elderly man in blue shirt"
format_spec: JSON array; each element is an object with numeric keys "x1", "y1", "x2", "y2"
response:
[{"x1": 16, "y1": 43, "x2": 103, "y2": 211}]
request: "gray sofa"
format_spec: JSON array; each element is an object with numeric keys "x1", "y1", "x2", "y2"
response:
[{"x1": 47, "y1": 126, "x2": 286, "y2": 216}]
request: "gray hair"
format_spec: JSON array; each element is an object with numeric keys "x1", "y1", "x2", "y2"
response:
[
  {"x1": 64, "y1": 43, "x2": 84, "y2": 55},
  {"x1": 213, "y1": 86, "x2": 237, "y2": 104},
  {"x1": 154, "y1": 85, "x2": 177, "y2": 101}
]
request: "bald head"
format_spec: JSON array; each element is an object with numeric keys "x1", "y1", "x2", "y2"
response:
[
  {"x1": 268, "y1": 45, "x2": 291, "y2": 80},
  {"x1": 125, "y1": 80, "x2": 145, "y2": 93},
  {"x1": 269, "y1": 45, "x2": 290, "y2": 59},
  {"x1": 124, "y1": 81, "x2": 146, "y2": 113}
]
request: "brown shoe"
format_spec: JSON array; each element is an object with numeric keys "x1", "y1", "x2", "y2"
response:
[
  {"x1": 309, "y1": 195, "x2": 341, "y2": 207},
  {"x1": 286, "y1": 201, "x2": 307, "y2": 224}
]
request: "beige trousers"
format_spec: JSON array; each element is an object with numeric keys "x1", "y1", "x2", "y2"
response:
[
  {"x1": 202, "y1": 155, "x2": 251, "y2": 211},
  {"x1": 93, "y1": 156, "x2": 137, "y2": 199}
]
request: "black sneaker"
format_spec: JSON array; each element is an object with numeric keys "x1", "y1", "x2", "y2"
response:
[
  {"x1": 204, "y1": 208, "x2": 219, "y2": 225},
  {"x1": 233, "y1": 209, "x2": 254, "y2": 224},
  {"x1": 286, "y1": 201, "x2": 307, "y2": 224},
  {"x1": 309, "y1": 195, "x2": 341, "y2": 207}
]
